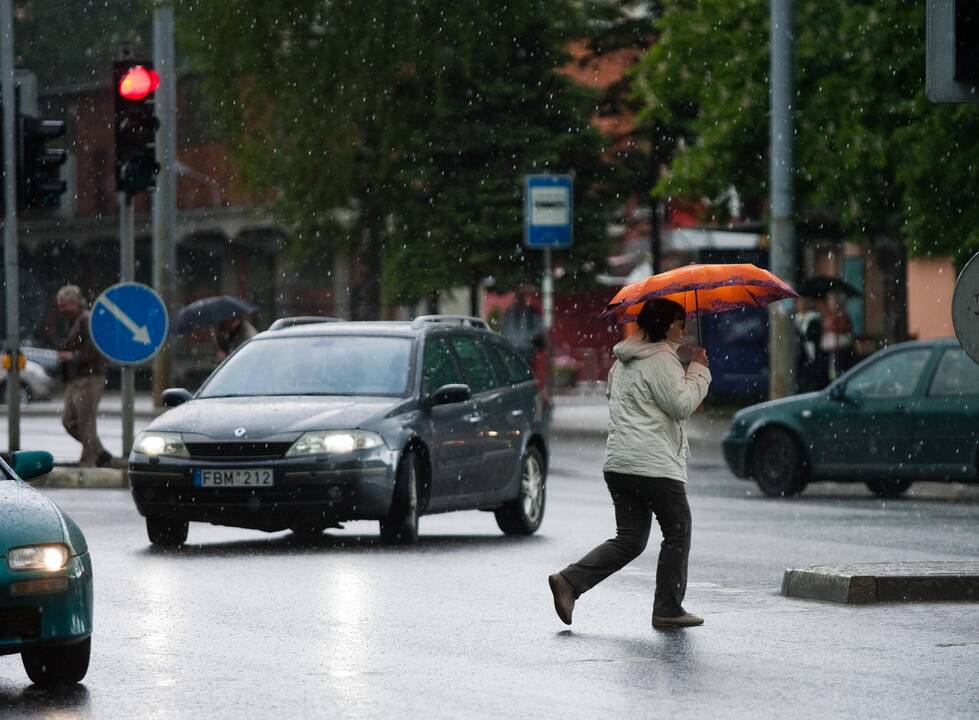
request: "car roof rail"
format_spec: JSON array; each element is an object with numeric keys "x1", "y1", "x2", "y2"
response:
[
  {"x1": 412, "y1": 315, "x2": 490, "y2": 331},
  {"x1": 267, "y1": 316, "x2": 344, "y2": 331}
]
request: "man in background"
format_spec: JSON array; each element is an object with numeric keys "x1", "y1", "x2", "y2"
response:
[
  {"x1": 56, "y1": 285, "x2": 111, "y2": 467},
  {"x1": 501, "y1": 286, "x2": 545, "y2": 365}
]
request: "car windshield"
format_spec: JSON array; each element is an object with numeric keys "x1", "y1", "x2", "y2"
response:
[{"x1": 199, "y1": 335, "x2": 414, "y2": 398}]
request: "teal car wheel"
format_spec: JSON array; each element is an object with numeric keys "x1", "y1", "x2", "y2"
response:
[
  {"x1": 751, "y1": 428, "x2": 808, "y2": 498},
  {"x1": 865, "y1": 479, "x2": 912, "y2": 498},
  {"x1": 22, "y1": 637, "x2": 91, "y2": 685}
]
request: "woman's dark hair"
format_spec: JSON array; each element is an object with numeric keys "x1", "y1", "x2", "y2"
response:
[{"x1": 636, "y1": 298, "x2": 686, "y2": 342}]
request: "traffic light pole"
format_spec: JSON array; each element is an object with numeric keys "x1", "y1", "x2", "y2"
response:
[
  {"x1": 118, "y1": 192, "x2": 136, "y2": 457},
  {"x1": 151, "y1": 1, "x2": 177, "y2": 404},
  {"x1": 1, "y1": 0, "x2": 20, "y2": 451},
  {"x1": 768, "y1": 0, "x2": 798, "y2": 400}
]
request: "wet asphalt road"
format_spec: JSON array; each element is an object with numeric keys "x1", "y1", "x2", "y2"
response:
[{"x1": 1, "y1": 435, "x2": 978, "y2": 719}]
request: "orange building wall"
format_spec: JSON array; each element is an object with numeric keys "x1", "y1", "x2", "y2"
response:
[{"x1": 907, "y1": 256, "x2": 956, "y2": 340}]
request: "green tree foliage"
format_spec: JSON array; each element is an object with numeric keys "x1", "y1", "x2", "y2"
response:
[
  {"x1": 634, "y1": 0, "x2": 979, "y2": 262},
  {"x1": 180, "y1": 0, "x2": 613, "y2": 314},
  {"x1": 16, "y1": 0, "x2": 150, "y2": 89}
]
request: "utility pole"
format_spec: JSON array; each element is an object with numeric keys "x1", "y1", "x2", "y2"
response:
[
  {"x1": 768, "y1": 0, "x2": 797, "y2": 399},
  {"x1": 151, "y1": 0, "x2": 177, "y2": 402},
  {"x1": 1, "y1": 0, "x2": 20, "y2": 450}
]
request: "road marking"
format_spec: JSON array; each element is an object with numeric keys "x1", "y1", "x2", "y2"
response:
[{"x1": 97, "y1": 295, "x2": 152, "y2": 344}]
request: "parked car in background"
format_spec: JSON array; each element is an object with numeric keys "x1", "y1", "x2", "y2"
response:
[
  {"x1": 723, "y1": 338, "x2": 979, "y2": 498},
  {"x1": 0, "y1": 359, "x2": 57, "y2": 404},
  {"x1": 0, "y1": 451, "x2": 93, "y2": 685},
  {"x1": 129, "y1": 316, "x2": 549, "y2": 546}
]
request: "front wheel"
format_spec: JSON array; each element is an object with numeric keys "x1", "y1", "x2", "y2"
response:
[
  {"x1": 865, "y1": 479, "x2": 912, "y2": 498},
  {"x1": 146, "y1": 516, "x2": 189, "y2": 547},
  {"x1": 751, "y1": 428, "x2": 808, "y2": 497},
  {"x1": 380, "y1": 451, "x2": 420, "y2": 545},
  {"x1": 495, "y1": 447, "x2": 546, "y2": 535},
  {"x1": 0, "y1": 381, "x2": 30, "y2": 405},
  {"x1": 22, "y1": 637, "x2": 91, "y2": 685}
]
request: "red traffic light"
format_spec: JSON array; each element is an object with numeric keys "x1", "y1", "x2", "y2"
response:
[{"x1": 118, "y1": 66, "x2": 160, "y2": 101}]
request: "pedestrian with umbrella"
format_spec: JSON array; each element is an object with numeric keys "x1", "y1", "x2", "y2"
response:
[
  {"x1": 548, "y1": 263, "x2": 796, "y2": 630},
  {"x1": 174, "y1": 296, "x2": 258, "y2": 361},
  {"x1": 797, "y1": 276, "x2": 861, "y2": 380}
]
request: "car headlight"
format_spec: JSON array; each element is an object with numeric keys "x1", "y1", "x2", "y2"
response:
[
  {"x1": 286, "y1": 430, "x2": 384, "y2": 457},
  {"x1": 7, "y1": 543, "x2": 70, "y2": 572},
  {"x1": 134, "y1": 431, "x2": 189, "y2": 458}
]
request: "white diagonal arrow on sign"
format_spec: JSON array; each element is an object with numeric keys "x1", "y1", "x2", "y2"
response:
[{"x1": 97, "y1": 295, "x2": 152, "y2": 345}]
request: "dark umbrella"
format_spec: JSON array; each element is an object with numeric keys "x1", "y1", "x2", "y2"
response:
[
  {"x1": 797, "y1": 276, "x2": 861, "y2": 298},
  {"x1": 173, "y1": 295, "x2": 257, "y2": 336}
]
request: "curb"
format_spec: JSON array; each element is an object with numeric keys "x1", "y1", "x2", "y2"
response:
[
  {"x1": 34, "y1": 466, "x2": 128, "y2": 490},
  {"x1": 782, "y1": 562, "x2": 979, "y2": 603}
]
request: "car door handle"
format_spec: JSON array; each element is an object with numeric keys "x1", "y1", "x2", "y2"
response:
[
  {"x1": 463, "y1": 412, "x2": 484, "y2": 424},
  {"x1": 510, "y1": 409, "x2": 524, "y2": 417}
]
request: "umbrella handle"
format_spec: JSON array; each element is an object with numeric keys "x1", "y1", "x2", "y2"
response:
[{"x1": 695, "y1": 290, "x2": 703, "y2": 349}]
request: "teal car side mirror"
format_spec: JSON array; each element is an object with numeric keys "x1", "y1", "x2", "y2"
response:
[{"x1": 11, "y1": 450, "x2": 54, "y2": 481}]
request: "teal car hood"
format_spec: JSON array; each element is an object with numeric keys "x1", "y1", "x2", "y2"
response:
[
  {"x1": 729, "y1": 391, "x2": 823, "y2": 433},
  {"x1": 0, "y1": 481, "x2": 67, "y2": 558}
]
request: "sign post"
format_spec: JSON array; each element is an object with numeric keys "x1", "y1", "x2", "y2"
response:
[
  {"x1": 523, "y1": 174, "x2": 573, "y2": 395},
  {"x1": 90, "y1": 281, "x2": 168, "y2": 457},
  {"x1": 2, "y1": 0, "x2": 20, "y2": 451}
]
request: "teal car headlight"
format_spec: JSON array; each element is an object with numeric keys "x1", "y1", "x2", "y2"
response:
[
  {"x1": 286, "y1": 430, "x2": 384, "y2": 457},
  {"x1": 134, "y1": 431, "x2": 189, "y2": 458},
  {"x1": 7, "y1": 543, "x2": 70, "y2": 572}
]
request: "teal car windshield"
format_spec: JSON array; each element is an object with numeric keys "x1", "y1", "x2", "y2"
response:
[{"x1": 199, "y1": 336, "x2": 414, "y2": 398}]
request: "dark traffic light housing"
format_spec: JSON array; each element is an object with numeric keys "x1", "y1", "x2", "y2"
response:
[
  {"x1": 113, "y1": 60, "x2": 160, "y2": 194},
  {"x1": 927, "y1": 0, "x2": 979, "y2": 103},
  {"x1": 18, "y1": 116, "x2": 67, "y2": 209}
]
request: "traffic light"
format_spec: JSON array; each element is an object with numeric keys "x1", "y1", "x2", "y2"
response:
[
  {"x1": 954, "y1": 1, "x2": 979, "y2": 85},
  {"x1": 113, "y1": 60, "x2": 160, "y2": 194},
  {"x1": 927, "y1": 0, "x2": 979, "y2": 103},
  {"x1": 18, "y1": 115, "x2": 67, "y2": 209}
]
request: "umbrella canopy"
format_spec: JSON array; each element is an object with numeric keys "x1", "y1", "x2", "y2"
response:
[
  {"x1": 174, "y1": 295, "x2": 257, "y2": 336},
  {"x1": 600, "y1": 263, "x2": 797, "y2": 344},
  {"x1": 797, "y1": 275, "x2": 861, "y2": 298}
]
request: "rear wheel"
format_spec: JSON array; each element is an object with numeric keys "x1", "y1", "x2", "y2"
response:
[
  {"x1": 751, "y1": 428, "x2": 808, "y2": 497},
  {"x1": 146, "y1": 516, "x2": 189, "y2": 547},
  {"x1": 380, "y1": 451, "x2": 420, "y2": 545},
  {"x1": 22, "y1": 636, "x2": 91, "y2": 685},
  {"x1": 865, "y1": 479, "x2": 912, "y2": 498},
  {"x1": 495, "y1": 447, "x2": 546, "y2": 535}
]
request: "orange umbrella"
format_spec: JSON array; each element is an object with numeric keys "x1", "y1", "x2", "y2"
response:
[{"x1": 601, "y1": 263, "x2": 797, "y2": 344}]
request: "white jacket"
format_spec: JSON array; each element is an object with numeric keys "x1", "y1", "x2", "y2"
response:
[{"x1": 603, "y1": 335, "x2": 711, "y2": 483}]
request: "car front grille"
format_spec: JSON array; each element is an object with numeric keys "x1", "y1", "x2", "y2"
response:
[
  {"x1": 184, "y1": 442, "x2": 294, "y2": 460},
  {"x1": 0, "y1": 606, "x2": 41, "y2": 640}
]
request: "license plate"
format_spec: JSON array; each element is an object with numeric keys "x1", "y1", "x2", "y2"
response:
[{"x1": 193, "y1": 468, "x2": 274, "y2": 487}]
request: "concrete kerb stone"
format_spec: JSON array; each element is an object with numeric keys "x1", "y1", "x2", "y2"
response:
[
  {"x1": 34, "y1": 466, "x2": 128, "y2": 490},
  {"x1": 782, "y1": 562, "x2": 979, "y2": 604}
]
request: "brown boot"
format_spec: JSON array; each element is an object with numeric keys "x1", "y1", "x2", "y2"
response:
[
  {"x1": 548, "y1": 573, "x2": 575, "y2": 625},
  {"x1": 652, "y1": 611, "x2": 704, "y2": 629}
]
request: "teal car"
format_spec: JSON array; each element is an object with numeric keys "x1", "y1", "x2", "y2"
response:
[
  {"x1": 0, "y1": 451, "x2": 93, "y2": 685},
  {"x1": 723, "y1": 338, "x2": 979, "y2": 498}
]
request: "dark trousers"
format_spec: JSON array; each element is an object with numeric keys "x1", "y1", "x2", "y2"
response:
[{"x1": 560, "y1": 472, "x2": 692, "y2": 617}]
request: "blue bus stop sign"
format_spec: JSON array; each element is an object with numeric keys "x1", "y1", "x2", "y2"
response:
[
  {"x1": 89, "y1": 282, "x2": 169, "y2": 366},
  {"x1": 524, "y1": 174, "x2": 573, "y2": 249}
]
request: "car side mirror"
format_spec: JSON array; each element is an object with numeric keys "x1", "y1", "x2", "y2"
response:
[
  {"x1": 11, "y1": 450, "x2": 54, "y2": 481},
  {"x1": 829, "y1": 384, "x2": 850, "y2": 403},
  {"x1": 427, "y1": 384, "x2": 471, "y2": 407},
  {"x1": 161, "y1": 388, "x2": 193, "y2": 407}
]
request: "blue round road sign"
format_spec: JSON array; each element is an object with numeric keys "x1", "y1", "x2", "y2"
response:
[{"x1": 89, "y1": 282, "x2": 169, "y2": 366}]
